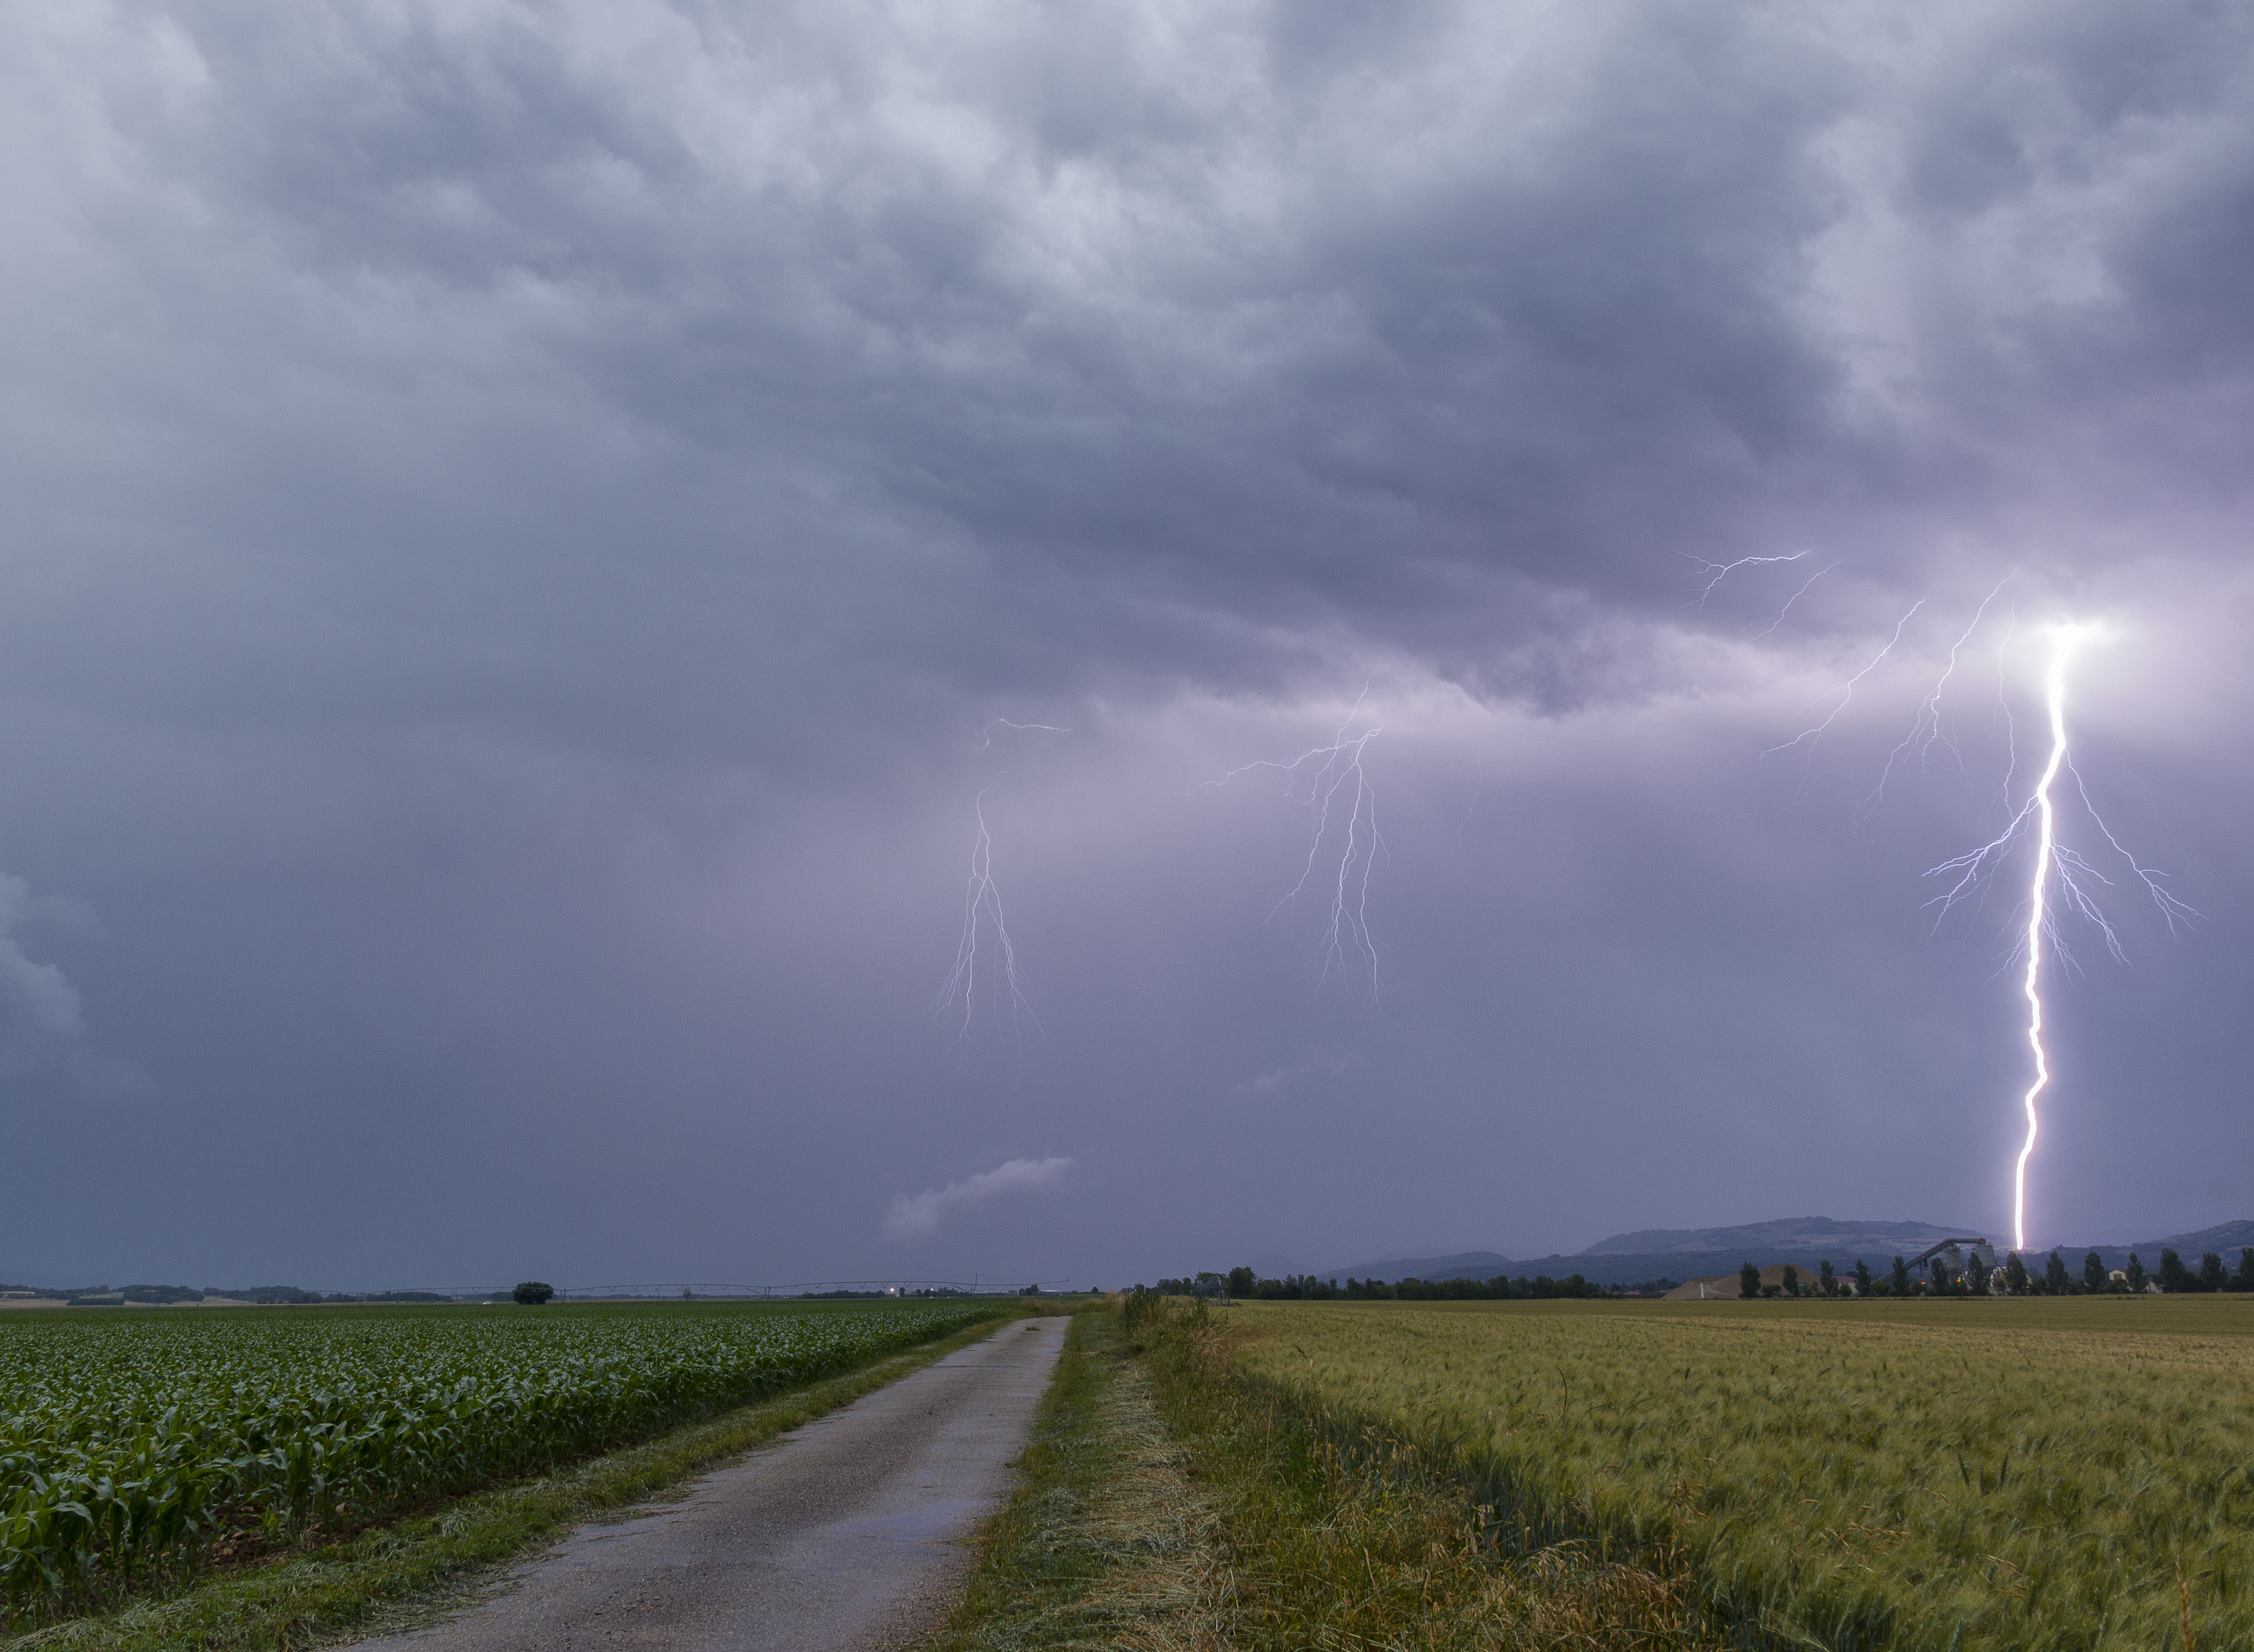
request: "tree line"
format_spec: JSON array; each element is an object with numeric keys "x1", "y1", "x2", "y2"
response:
[
  {"x1": 1733, "y1": 1247, "x2": 2254, "y2": 1298},
  {"x1": 1147, "y1": 1266, "x2": 1614, "y2": 1301}
]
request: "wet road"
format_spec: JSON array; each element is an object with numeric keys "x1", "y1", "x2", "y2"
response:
[{"x1": 354, "y1": 1315, "x2": 1068, "y2": 1652}]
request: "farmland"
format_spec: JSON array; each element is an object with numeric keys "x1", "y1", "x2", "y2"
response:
[
  {"x1": 1226, "y1": 1296, "x2": 2254, "y2": 1651},
  {"x1": 0, "y1": 1298, "x2": 1011, "y2": 1617}
]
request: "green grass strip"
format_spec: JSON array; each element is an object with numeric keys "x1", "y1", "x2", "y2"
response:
[
  {"x1": 9, "y1": 1312, "x2": 1024, "y2": 1652},
  {"x1": 925, "y1": 1306, "x2": 1225, "y2": 1651}
]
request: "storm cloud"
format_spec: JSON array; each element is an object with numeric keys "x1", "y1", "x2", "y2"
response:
[{"x1": 1, "y1": 2, "x2": 2250, "y2": 1290}]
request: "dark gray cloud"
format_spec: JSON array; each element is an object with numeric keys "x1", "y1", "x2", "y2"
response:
[{"x1": 0, "y1": 3, "x2": 2248, "y2": 1289}]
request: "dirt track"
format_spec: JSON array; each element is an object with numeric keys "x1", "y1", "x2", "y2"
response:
[{"x1": 354, "y1": 1314, "x2": 1068, "y2": 1652}]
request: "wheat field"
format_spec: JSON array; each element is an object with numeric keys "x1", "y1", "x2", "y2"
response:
[{"x1": 1229, "y1": 1297, "x2": 2254, "y2": 1650}]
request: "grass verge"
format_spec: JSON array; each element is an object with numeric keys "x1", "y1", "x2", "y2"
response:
[
  {"x1": 925, "y1": 1305, "x2": 1227, "y2": 1652},
  {"x1": 1126, "y1": 1296, "x2": 1731, "y2": 1651},
  {"x1": 8, "y1": 1312, "x2": 1024, "y2": 1652}
]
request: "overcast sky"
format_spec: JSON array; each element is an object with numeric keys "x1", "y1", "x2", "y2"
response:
[{"x1": 3, "y1": 1, "x2": 2250, "y2": 1291}]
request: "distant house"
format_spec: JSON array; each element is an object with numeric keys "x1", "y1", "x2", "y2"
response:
[{"x1": 1663, "y1": 1264, "x2": 1833, "y2": 1299}]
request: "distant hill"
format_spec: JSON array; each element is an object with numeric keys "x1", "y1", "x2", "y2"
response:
[
  {"x1": 2138, "y1": 1221, "x2": 2254, "y2": 1255},
  {"x1": 1316, "y1": 1250, "x2": 1515, "y2": 1284},
  {"x1": 1320, "y1": 1218, "x2": 2254, "y2": 1289},
  {"x1": 1324, "y1": 1220, "x2": 1990, "y2": 1290},
  {"x1": 1577, "y1": 1217, "x2": 1981, "y2": 1256},
  {"x1": 2052, "y1": 1221, "x2": 2254, "y2": 1273},
  {"x1": 1318, "y1": 1248, "x2": 1843, "y2": 1288}
]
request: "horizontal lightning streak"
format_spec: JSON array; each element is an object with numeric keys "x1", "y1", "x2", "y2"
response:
[{"x1": 1679, "y1": 549, "x2": 1811, "y2": 606}]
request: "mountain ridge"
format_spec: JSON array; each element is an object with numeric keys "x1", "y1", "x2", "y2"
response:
[
  {"x1": 1316, "y1": 1218, "x2": 2254, "y2": 1288},
  {"x1": 1577, "y1": 1217, "x2": 1977, "y2": 1256}
]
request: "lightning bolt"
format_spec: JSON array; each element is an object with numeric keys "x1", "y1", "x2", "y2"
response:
[
  {"x1": 1857, "y1": 579, "x2": 2011, "y2": 823},
  {"x1": 1200, "y1": 691, "x2": 1384, "y2": 996},
  {"x1": 1751, "y1": 559, "x2": 1841, "y2": 640},
  {"x1": 1681, "y1": 549, "x2": 1811, "y2": 606},
  {"x1": 2008, "y1": 628, "x2": 2084, "y2": 1256},
  {"x1": 1680, "y1": 549, "x2": 1843, "y2": 639},
  {"x1": 937, "y1": 721, "x2": 1069, "y2": 1042},
  {"x1": 1762, "y1": 600, "x2": 1927, "y2": 763},
  {"x1": 1923, "y1": 623, "x2": 2197, "y2": 1252}
]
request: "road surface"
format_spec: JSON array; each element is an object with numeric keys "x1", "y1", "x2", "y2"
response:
[{"x1": 355, "y1": 1314, "x2": 1068, "y2": 1652}]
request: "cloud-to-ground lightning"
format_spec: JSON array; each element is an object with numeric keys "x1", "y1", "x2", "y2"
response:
[
  {"x1": 937, "y1": 721, "x2": 1069, "y2": 1041},
  {"x1": 1199, "y1": 693, "x2": 1384, "y2": 996},
  {"x1": 1924, "y1": 622, "x2": 2197, "y2": 1252}
]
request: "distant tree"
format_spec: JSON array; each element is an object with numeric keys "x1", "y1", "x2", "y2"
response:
[
  {"x1": 2004, "y1": 1253, "x2": 2030, "y2": 1294},
  {"x1": 1226, "y1": 1266, "x2": 1257, "y2": 1298},
  {"x1": 513, "y1": 1281, "x2": 555, "y2": 1305},
  {"x1": 1762, "y1": 1284, "x2": 1782, "y2": 1298},
  {"x1": 2157, "y1": 1249, "x2": 2195, "y2": 1294},
  {"x1": 1739, "y1": 1261, "x2": 1760, "y2": 1299},
  {"x1": 2085, "y1": 1251, "x2": 2107, "y2": 1294},
  {"x1": 1781, "y1": 1264, "x2": 1801, "y2": 1298},
  {"x1": 2046, "y1": 1251, "x2": 2071, "y2": 1294},
  {"x1": 1854, "y1": 1259, "x2": 1873, "y2": 1296},
  {"x1": 1892, "y1": 1256, "x2": 1911, "y2": 1296},
  {"x1": 1930, "y1": 1256, "x2": 1949, "y2": 1292},
  {"x1": 2201, "y1": 1252, "x2": 2230, "y2": 1293},
  {"x1": 2236, "y1": 1250, "x2": 2254, "y2": 1294},
  {"x1": 2126, "y1": 1253, "x2": 2148, "y2": 1293},
  {"x1": 1819, "y1": 1259, "x2": 1836, "y2": 1297}
]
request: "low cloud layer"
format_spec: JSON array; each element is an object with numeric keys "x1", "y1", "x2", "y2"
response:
[{"x1": 885, "y1": 1157, "x2": 1078, "y2": 1243}]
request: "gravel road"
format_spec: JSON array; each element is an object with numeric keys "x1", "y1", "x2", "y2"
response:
[{"x1": 354, "y1": 1314, "x2": 1068, "y2": 1652}]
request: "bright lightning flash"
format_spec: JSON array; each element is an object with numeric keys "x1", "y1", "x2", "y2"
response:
[
  {"x1": 1925, "y1": 621, "x2": 2194, "y2": 1253},
  {"x1": 2008, "y1": 624, "x2": 2095, "y2": 1255}
]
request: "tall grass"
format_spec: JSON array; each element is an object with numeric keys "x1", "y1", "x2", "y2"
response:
[
  {"x1": 1125, "y1": 1293, "x2": 1729, "y2": 1650},
  {"x1": 1227, "y1": 1298, "x2": 2254, "y2": 1650}
]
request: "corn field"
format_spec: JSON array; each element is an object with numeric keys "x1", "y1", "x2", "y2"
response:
[{"x1": 0, "y1": 1299, "x2": 1005, "y2": 1613}]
